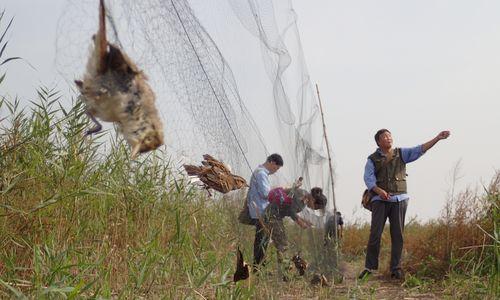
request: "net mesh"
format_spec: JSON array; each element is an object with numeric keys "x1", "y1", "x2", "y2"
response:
[{"x1": 55, "y1": 0, "x2": 340, "y2": 275}]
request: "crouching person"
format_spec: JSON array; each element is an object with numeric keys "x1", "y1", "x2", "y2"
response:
[
  {"x1": 324, "y1": 211, "x2": 344, "y2": 246},
  {"x1": 262, "y1": 186, "x2": 327, "y2": 281}
]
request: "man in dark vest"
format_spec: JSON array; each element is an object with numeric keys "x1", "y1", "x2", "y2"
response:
[{"x1": 358, "y1": 129, "x2": 450, "y2": 280}]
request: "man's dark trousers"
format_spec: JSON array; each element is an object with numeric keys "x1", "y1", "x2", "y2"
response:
[
  {"x1": 365, "y1": 200, "x2": 408, "y2": 272},
  {"x1": 253, "y1": 219, "x2": 269, "y2": 270}
]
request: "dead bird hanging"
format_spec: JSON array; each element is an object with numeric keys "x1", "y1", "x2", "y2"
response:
[
  {"x1": 183, "y1": 154, "x2": 247, "y2": 194},
  {"x1": 233, "y1": 247, "x2": 249, "y2": 282},
  {"x1": 291, "y1": 252, "x2": 308, "y2": 276},
  {"x1": 74, "y1": 0, "x2": 164, "y2": 158}
]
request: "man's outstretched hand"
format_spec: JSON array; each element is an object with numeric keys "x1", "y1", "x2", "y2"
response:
[
  {"x1": 437, "y1": 131, "x2": 451, "y2": 140},
  {"x1": 423, "y1": 130, "x2": 451, "y2": 153}
]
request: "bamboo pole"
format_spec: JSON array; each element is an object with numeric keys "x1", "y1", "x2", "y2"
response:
[
  {"x1": 315, "y1": 84, "x2": 337, "y2": 213},
  {"x1": 315, "y1": 83, "x2": 340, "y2": 273}
]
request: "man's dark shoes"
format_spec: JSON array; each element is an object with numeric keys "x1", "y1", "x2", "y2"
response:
[
  {"x1": 391, "y1": 269, "x2": 403, "y2": 280},
  {"x1": 358, "y1": 269, "x2": 372, "y2": 280}
]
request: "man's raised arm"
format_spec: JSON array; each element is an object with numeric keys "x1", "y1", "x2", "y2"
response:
[{"x1": 422, "y1": 130, "x2": 451, "y2": 152}]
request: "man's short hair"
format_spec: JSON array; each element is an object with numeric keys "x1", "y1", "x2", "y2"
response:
[
  {"x1": 374, "y1": 129, "x2": 391, "y2": 146},
  {"x1": 266, "y1": 153, "x2": 283, "y2": 166}
]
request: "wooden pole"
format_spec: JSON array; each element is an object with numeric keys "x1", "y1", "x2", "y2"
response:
[
  {"x1": 315, "y1": 83, "x2": 340, "y2": 271},
  {"x1": 315, "y1": 84, "x2": 337, "y2": 213}
]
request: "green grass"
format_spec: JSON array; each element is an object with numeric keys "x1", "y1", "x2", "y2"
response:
[
  {"x1": 0, "y1": 9, "x2": 22, "y2": 85},
  {"x1": 0, "y1": 88, "x2": 345, "y2": 298},
  {"x1": 0, "y1": 65, "x2": 498, "y2": 299},
  {"x1": 0, "y1": 87, "x2": 499, "y2": 298},
  {"x1": 0, "y1": 89, "x2": 232, "y2": 298}
]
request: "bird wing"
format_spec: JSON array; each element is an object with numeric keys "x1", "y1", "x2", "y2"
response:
[{"x1": 236, "y1": 247, "x2": 244, "y2": 268}]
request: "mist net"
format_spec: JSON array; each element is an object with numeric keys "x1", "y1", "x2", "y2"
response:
[{"x1": 56, "y1": 0, "x2": 340, "y2": 275}]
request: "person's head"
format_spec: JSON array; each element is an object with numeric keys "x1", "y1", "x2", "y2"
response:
[
  {"x1": 264, "y1": 153, "x2": 283, "y2": 174},
  {"x1": 336, "y1": 211, "x2": 341, "y2": 216},
  {"x1": 304, "y1": 187, "x2": 327, "y2": 210},
  {"x1": 374, "y1": 129, "x2": 393, "y2": 150}
]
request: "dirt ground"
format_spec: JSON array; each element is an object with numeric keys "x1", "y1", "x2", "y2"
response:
[
  {"x1": 275, "y1": 259, "x2": 444, "y2": 300},
  {"x1": 331, "y1": 260, "x2": 442, "y2": 299}
]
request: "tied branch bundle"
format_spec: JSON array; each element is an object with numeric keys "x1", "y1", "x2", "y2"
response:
[{"x1": 183, "y1": 154, "x2": 247, "y2": 194}]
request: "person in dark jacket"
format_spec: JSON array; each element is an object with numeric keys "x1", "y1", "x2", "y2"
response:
[
  {"x1": 358, "y1": 129, "x2": 450, "y2": 280},
  {"x1": 324, "y1": 211, "x2": 344, "y2": 245}
]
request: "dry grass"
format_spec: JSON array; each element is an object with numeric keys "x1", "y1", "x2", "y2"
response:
[
  {"x1": 340, "y1": 172, "x2": 499, "y2": 298},
  {"x1": 0, "y1": 90, "x2": 498, "y2": 298}
]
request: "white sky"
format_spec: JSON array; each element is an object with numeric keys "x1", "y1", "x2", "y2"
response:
[
  {"x1": 292, "y1": 0, "x2": 500, "y2": 222},
  {"x1": 2, "y1": 0, "x2": 499, "y2": 222}
]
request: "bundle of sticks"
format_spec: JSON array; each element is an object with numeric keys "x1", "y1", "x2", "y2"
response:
[{"x1": 183, "y1": 154, "x2": 247, "y2": 194}]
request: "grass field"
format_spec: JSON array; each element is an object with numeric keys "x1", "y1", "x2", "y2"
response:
[{"x1": 0, "y1": 88, "x2": 498, "y2": 299}]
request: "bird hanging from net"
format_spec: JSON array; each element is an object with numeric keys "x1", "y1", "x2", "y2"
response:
[
  {"x1": 291, "y1": 252, "x2": 308, "y2": 276},
  {"x1": 233, "y1": 246, "x2": 249, "y2": 282},
  {"x1": 183, "y1": 154, "x2": 247, "y2": 194},
  {"x1": 74, "y1": 0, "x2": 164, "y2": 158}
]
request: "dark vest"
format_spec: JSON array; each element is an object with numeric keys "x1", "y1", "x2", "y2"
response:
[{"x1": 369, "y1": 148, "x2": 407, "y2": 194}]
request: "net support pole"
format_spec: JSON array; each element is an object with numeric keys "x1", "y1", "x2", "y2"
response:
[
  {"x1": 315, "y1": 84, "x2": 340, "y2": 274},
  {"x1": 317, "y1": 84, "x2": 341, "y2": 241},
  {"x1": 315, "y1": 84, "x2": 337, "y2": 215}
]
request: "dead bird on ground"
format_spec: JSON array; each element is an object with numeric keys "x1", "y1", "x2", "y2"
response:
[
  {"x1": 310, "y1": 273, "x2": 330, "y2": 287},
  {"x1": 233, "y1": 247, "x2": 249, "y2": 282},
  {"x1": 291, "y1": 252, "x2": 308, "y2": 276},
  {"x1": 74, "y1": 0, "x2": 163, "y2": 158}
]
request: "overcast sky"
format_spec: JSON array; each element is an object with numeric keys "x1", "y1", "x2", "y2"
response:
[
  {"x1": 2, "y1": 0, "x2": 499, "y2": 222},
  {"x1": 292, "y1": 0, "x2": 500, "y2": 222}
]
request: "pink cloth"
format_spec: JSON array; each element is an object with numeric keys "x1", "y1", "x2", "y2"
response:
[{"x1": 268, "y1": 187, "x2": 292, "y2": 206}]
